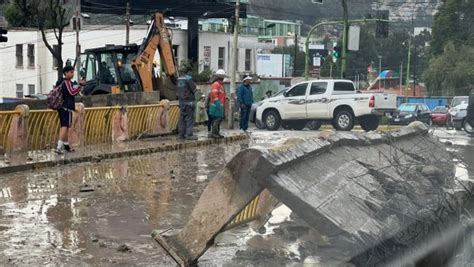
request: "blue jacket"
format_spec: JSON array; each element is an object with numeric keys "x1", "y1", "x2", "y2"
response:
[
  {"x1": 177, "y1": 74, "x2": 197, "y2": 103},
  {"x1": 237, "y1": 84, "x2": 254, "y2": 106}
]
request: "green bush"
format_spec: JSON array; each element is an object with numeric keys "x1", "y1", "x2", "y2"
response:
[{"x1": 178, "y1": 60, "x2": 213, "y2": 83}]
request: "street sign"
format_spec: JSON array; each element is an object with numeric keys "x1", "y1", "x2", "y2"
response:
[
  {"x1": 309, "y1": 66, "x2": 320, "y2": 77},
  {"x1": 348, "y1": 26, "x2": 360, "y2": 51},
  {"x1": 313, "y1": 56, "x2": 321, "y2": 67},
  {"x1": 203, "y1": 46, "x2": 211, "y2": 67}
]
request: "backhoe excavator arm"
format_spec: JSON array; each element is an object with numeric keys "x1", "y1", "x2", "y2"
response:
[{"x1": 132, "y1": 12, "x2": 178, "y2": 93}]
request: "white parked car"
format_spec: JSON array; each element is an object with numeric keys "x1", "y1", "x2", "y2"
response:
[{"x1": 255, "y1": 79, "x2": 397, "y2": 131}]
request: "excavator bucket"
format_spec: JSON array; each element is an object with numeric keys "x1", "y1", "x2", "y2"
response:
[{"x1": 154, "y1": 122, "x2": 467, "y2": 266}]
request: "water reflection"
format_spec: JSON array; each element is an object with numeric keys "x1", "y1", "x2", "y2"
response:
[{"x1": 0, "y1": 142, "x2": 246, "y2": 264}]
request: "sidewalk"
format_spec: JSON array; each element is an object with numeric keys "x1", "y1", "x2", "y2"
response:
[{"x1": 0, "y1": 127, "x2": 247, "y2": 174}]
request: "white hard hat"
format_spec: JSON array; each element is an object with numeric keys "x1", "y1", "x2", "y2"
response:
[{"x1": 215, "y1": 69, "x2": 227, "y2": 77}]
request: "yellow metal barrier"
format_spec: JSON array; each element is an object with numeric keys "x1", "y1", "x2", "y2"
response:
[
  {"x1": 0, "y1": 111, "x2": 19, "y2": 152},
  {"x1": 168, "y1": 105, "x2": 180, "y2": 132},
  {"x1": 128, "y1": 105, "x2": 161, "y2": 138},
  {"x1": 84, "y1": 107, "x2": 118, "y2": 145},
  {"x1": 226, "y1": 194, "x2": 260, "y2": 230},
  {"x1": 15, "y1": 103, "x2": 181, "y2": 151},
  {"x1": 28, "y1": 110, "x2": 60, "y2": 150}
]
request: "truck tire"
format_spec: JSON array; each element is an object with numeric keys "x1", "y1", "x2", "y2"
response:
[
  {"x1": 360, "y1": 115, "x2": 379, "y2": 132},
  {"x1": 334, "y1": 109, "x2": 355, "y2": 131},
  {"x1": 308, "y1": 120, "x2": 322, "y2": 131},
  {"x1": 286, "y1": 121, "x2": 306, "y2": 130},
  {"x1": 464, "y1": 119, "x2": 474, "y2": 135},
  {"x1": 263, "y1": 110, "x2": 281, "y2": 131},
  {"x1": 255, "y1": 119, "x2": 266, "y2": 129}
]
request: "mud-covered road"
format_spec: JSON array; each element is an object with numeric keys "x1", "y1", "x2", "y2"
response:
[{"x1": 0, "y1": 128, "x2": 472, "y2": 266}]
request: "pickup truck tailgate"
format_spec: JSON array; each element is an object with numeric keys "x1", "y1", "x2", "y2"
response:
[{"x1": 374, "y1": 93, "x2": 397, "y2": 110}]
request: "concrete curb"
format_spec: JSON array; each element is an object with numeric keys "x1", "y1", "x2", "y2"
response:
[{"x1": 0, "y1": 134, "x2": 248, "y2": 175}]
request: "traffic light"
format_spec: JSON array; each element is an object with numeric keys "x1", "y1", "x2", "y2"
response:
[
  {"x1": 0, "y1": 28, "x2": 7, "y2": 43},
  {"x1": 332, "y1": 46, "x2": 341, "y2": 62},
  {"x1": 376, "y1": 10, "x2": 389, "y2": 38}
]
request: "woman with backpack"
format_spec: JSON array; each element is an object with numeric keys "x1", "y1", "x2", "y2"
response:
[{"x1": 54, "y1": 66, "x2": 85, "y2": 154}]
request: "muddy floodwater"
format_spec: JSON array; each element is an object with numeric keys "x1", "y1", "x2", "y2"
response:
[{"x1": 0, "y1": 129, "x2": 472, "y2": 266}]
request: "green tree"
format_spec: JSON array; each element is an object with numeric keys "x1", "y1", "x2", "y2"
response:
[
  {"x1": 424, "y1": 0, "x2": 474, "y2": 95},
  {"x1": 423, "y1": 43, "x2": 474, "y2": 96},
  {"x1": 4, "y1": 0, "x2": 73, "y2": 79},
  {"x1": 430, "y1": 0, "x2": 474, "y2": 56}
]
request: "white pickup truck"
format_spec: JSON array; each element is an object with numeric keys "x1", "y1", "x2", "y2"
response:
[{"x1": 255, "y1": 79, "x2": 397, "y2": 131}]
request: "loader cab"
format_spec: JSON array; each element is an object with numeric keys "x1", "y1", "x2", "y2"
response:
[{"x1": 79, "y1": 44, "x2": 142, "y2": 95}]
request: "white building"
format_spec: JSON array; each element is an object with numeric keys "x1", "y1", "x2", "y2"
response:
[{"x1": 0, "y1": 25, "x2": 260, "y2": 98}]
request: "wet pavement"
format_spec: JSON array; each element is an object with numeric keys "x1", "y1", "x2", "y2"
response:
[
  {"x1": 0, "y1": 139, "x2": 248, "y2": 265},
  {"x1": 0, "y1": 127, "x2": 247, "y2": 174},
  {"x1": 0, "y1": 126, "x2": 472, "y2": 266}
]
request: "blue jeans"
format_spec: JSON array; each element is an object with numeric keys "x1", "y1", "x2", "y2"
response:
[
  {"x1": 179, "y1": 102, "x2": 195, "y2": 137},
  {"x1": 240, "y1": 105, "x2": 251, "y2": 130}
]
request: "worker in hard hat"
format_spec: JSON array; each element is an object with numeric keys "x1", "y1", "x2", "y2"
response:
[
  {"x1": 237, "y1": 75, "x2": 254, "y2": 132},
  {"x1": 207, "y1": 69, "x2": 227, "y2": 138},
  {"x1": 177, "y1": 66, "x2": 198, "y2": 140}
]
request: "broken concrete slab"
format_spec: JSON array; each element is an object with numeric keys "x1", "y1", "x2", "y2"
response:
[
  {"x1": 155, "y1": 123, "x2": 463, "y2": 266},
  {"x1": 154, "y1": 148, "x2": 268, "y2": 265}
]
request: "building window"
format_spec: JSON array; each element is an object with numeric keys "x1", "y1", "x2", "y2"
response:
[
  {"x1": 28, "y1": 84, "x2": 35, "y2": 95},
  {"x1": 218, "y1": 47, "x2": 225, "y2": 69},
  {"x1": 27, "y1": 44, "x2": 35, "y2": 67},
  {"x1": 203, "y1": 46, "x2": 211, "y2": 70},
  {"x1": 245, "y1": 49, "x2": 252, "y2": 71},
  {"x1": 16, "y1": 44, "x2": 23, "y2": 67},
  {"x1": 16, "y1": 84, "x2": 24, "y2": 98},
  {"x1": 172, "y1": 45, "x2": 179, "y2": 67},
  {"x1": 53, "y1": 45, "x2": 59, "y2": 69}
]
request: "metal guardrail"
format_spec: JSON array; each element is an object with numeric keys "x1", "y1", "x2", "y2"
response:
[
  {"x1": 28, "y1": 110, "x2": 61, "y2": 150},
  {"x1": 0, "y1": 111, "x2": 20, "y2": 153},
  {"x1": 226, "y1": 194, "x2": 260, "y2": 230},
  {"x1": 83, "y1": 107, "x2": 116, "y2": 146},
  {"x1": 1, "y1": 103, "x2": 181, "y2": 151}
]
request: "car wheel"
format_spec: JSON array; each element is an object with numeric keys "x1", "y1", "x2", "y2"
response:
[
  {"x1": 334, "y1": 109, "x2": 355, "y2": 131},
  {"x1": 360, "y1": 115, "x2": 379, "y2": 132},
  {"x1": 308, "y1": 120, "x2": 322, "y2": 131},
  {"x1": 424, "y1": 118, "x2": 433, "y2": 127},
  {"x1": 263, "y1": 110, "x2": 281, "y2": 131},
  {"x1": 255, "y1": 119, "x2": 266, "y2": 129},
  {"x1": 463, "y1": 119, "x2": 474, "y2": 135}
]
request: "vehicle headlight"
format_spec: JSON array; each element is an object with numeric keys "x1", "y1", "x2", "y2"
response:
[{"x1": 404, "y1": 114, "x2": 413, "y2": 119}]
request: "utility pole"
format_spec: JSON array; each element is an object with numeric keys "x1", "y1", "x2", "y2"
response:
[
  {"x1": 412, "y1": 20, "x2": 417, "y2": 96},
  {"x1": 293, "y1": 32, "x2": 298, "y2": 77},
  {"x1": 126, "y1": 1, "x2": 130, "y2": 45},
  {"x1": 405, "y1": 37, "x2": 411, "y2": 101},
  {"x1": 229, "y1": 0, "x2": 240, "y2": 129},
  {"x1": 399, "y1": 61, "x2": 403, "y2": 96},
  {"x1": 406, "y1": 15, "x2": 414, "y2": 100},
  {"x1": 341, "y1": 0, "x2": 349, "y2": 78},
  {"x1": 75, "y1": 0, "x2": 81, "y2": 76},
  {"x1": 378, "y1": 55, "x2": 382, "y2": 90}
]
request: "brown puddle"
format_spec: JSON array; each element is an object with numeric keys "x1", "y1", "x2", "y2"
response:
[{"x1": 0, "y1": 142, "x2": 244, "y2": 265}]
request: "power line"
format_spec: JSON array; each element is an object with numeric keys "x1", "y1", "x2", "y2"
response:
[{"x1": 0, "y1": 14, "x2": 120, "y2": 52}]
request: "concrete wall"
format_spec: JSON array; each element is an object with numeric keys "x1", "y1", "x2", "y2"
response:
[{"x1": 0, "y1": 26, "x2": 258, "y2": 98}]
